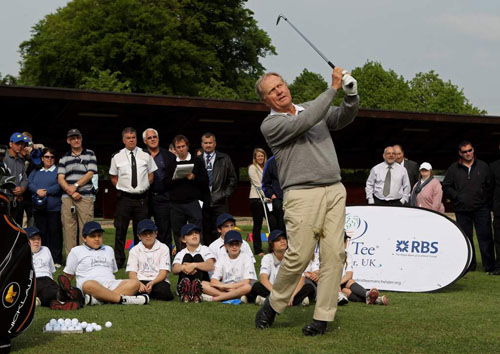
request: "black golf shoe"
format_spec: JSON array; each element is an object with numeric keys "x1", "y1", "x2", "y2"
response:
[
  {"x1": 255, "y1": 297, "x2": 277, "y2": 329},
  {"x1": 302, "y1": 320, "x2": 327, "y2": 336}
]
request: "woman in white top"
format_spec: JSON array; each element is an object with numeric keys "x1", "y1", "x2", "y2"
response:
[{"x1": 248, "y1": 148, "x2": 268, "y2": 256}]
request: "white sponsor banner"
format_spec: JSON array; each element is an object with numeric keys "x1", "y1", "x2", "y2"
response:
[{"x1": 345, "y1": 206, "x2": 471, "y2": 292}]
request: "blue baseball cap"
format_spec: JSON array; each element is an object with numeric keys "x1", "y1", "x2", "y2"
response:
[
  {"x1": 224, "y1": 230, "x2": 243, "y2": 244},
  {"x1": 268, "y1": 230, "x2": 286, "y2": 242},
  {"x1": 181, "y1": 223, "x2": 201, "y2": 236},
  {"x1": 10, "y1": 132, "x2": 25, "y2": 143},
  {"x1": 82, "y1": 221, "x2": 104, "y2": 236},
  {"x1": 216, "y1": 213, "x2": 236, "y2": 228},
  {"x1": 24, "y1": 226, "x2": 41, "y2": 238},
  {"x1": 22, "y1": 135, "x2": 32, "y2": 144},
  {"x1": 138, "y1": 219, "x2": 158, "y2": 234}
]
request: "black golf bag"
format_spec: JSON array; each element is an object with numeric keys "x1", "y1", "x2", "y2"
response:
[{"x1": 0, "y1": 146, "x2": 36, "y2": 353}]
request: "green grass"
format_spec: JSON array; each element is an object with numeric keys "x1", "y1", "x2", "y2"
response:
[{"x1": 11, "y1": 228, "x2": 500, "y2": 353}]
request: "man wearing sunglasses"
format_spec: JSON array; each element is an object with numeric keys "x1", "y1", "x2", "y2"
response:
[{"x1": 443, "y1": 141, "x2": 496, "y2": 273}]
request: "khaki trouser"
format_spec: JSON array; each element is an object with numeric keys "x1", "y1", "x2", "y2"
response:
[
  {"x1": 61, "y1": 196, "x2": 94, "y2": 256},
  {"x1": 270, "y1": 183, "x2": 346, "y2": 322}
]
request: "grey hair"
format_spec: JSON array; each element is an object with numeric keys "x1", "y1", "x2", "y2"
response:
[
  {"x1": 142, "y1": 128, "x2": 159, "y2": 141},
  {"x1": 255, "y1": 72, "x2": 286, "y2": 100}
]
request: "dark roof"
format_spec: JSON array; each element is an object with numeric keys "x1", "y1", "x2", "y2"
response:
[{"x1": 2, "y1": 84, "x2": 499, "y2": 169}]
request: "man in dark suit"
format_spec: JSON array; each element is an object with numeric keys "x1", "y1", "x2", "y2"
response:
[{"x1": 394, "y1": 144, "x2": 419, "y2": 190}]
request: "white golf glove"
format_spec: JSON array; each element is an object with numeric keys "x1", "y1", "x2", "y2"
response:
[{"x1": 342, "y1": 70, "x2": 358, "y2": 96}]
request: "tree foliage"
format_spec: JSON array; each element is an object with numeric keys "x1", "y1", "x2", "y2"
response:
[
  {"x1": 291, "y1": 61, "x2": 486, "y2": 115},
  {"x1": 0, "y1": 73, "x2": 18, "y2": 85},
  {"x1": 289, "y1": 69, "x2": 327, "y2": 103},
  {"x1": 79, "y1": 67, "x2": 131, "y2": 93},
  {"x1": 18, "y1": 0, "x2": 275, "y2": 96}
]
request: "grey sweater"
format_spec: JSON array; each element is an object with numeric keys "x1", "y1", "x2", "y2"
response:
[{"x1": 260, "y1": 88, "x2": 359, "y2": 192}]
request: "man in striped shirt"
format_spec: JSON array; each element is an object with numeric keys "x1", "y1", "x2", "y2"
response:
[{"x1": 57, "y1": 129, "x2": 98, "y2": 257}]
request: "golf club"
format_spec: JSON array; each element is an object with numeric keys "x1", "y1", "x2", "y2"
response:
[
  {"x1": 276, "y1": 14, "x2": 353, "y2": 88},
  {"x1": 276, "y1": 14, "x2": 335, "y2": 69}
]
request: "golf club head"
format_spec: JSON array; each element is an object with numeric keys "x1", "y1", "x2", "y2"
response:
[{"x1": 276, "y1": 14, "x2": 286, "y2": 26}]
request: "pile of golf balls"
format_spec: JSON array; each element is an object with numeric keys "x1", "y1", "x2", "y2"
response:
[{"x1": 44, "y1": 318, "x2": 113, "y2": 333}]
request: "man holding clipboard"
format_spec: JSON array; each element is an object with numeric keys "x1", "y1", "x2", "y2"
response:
[{"x1": 167, "y1": 135, "x2": 209, "y2": 252}]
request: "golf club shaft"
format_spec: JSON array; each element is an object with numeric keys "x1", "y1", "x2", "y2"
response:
[{"x1": 280, "y1": 16, "x2": 335, "y2": 69}]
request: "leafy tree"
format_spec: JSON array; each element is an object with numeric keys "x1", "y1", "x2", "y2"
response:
[
  {"x1": 79, "y1": 67, "x2": 131, "y2": 93},
  {"x1": 18, "y1": 0, "x2": 275, "y2": 97},
  {"x1": 0, "y1": 73, "x2": 18, "y2": 85},
  {"x1": 408, "y1": 71, "x2": 486, "y2": 115},
  {"x1": 289, "y1": 69, "x2": 327, "y2": 103}
]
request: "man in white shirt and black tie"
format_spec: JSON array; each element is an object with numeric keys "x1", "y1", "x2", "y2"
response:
[
  {"x1": 365, "y1": 146, "x2": 410, "y2": 206},
  {"x1": 109, "y1": 127, "x2": 157, "y2": 268}
]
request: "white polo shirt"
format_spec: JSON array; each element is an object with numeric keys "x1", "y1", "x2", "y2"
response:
[
  {"x1": 208, "y1": 238, "x2": 256, "y2": 263},
  {"x1": 109, "y1": 147, "x2": 157, "y2": 194},
  {"x1": 173, "y1": 245, "x2": 215, "y2": 265},
  {"x1": 64, "y1": 244, "x2": 118, "y2": 289},
  {"x1": 259, "y1": 253, "x2": 282, "y2": 285},
  {"x1": 126, "y1": 240, "x2": 171, "y2": 282},
  {"x1": 32, "y1": 246, "x2": 56, "y2": 279},
  {"x1": 212, "y1": 252, "x2": 257, "y2": 284}
]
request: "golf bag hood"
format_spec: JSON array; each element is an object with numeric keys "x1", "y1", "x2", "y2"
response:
[{"x1": 0, "y1": 190, "x2": 36, "y2": 351}]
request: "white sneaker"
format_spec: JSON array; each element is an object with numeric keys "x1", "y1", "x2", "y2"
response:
[
  {"x1": 337, "y1": 292, "x2": 349, "y2": 306},
  {"x1": 84, "y1": 294, "x2": 103, "y2": 306},
  {"x1": 121, "y1": 294, "x2": 150, "y2": 305},
  {"x1": 255, "y1": 295, "x2": 265, "y2": 306},
  {"x1": 301, "y1": 297, "x2": 310, "y2": 306},
  {"x1": 240, "y1": 295, "x2": 248, "y2": 304},
  {"x1": 201, "y1": 294, "x2": 213, "y2": 302},
  {"x1": 35, "y1": 297, "x2": 41, "y2": 307},
  {"x1": 54, "y1": 263, "x2": 62, "y2": 269}
]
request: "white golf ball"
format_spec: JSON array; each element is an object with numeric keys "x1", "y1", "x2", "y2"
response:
[
  {"x1": 105, "y1": 321, "x2": 112, "y2": 328},
  {"x1": 57, "y1": 318, "x2": 64, "y2": 325},
  {"x1": 50, "y1": 319, "x2": 57, "y2": 326},
  {"x1": 71, "y1": 318, "x2": 79, "y2": 325},
  {"x1": 64, "y1": 319, "x2": 72, "y2": 327},
  {"x1": 61, "y1": 325, "x2": 67, "y2": 331},
  {"x1": 91, "y1": 322, "x2": 97, "y2": 329},
  {"x1": 81, "y1": 321, "x2": 88, "y2": 328},
  {"x1": 86, "y1": 326, "x2": 93, "y2": 333},
  {"x1": 76, "y1": 325, "x2": 82, "y2": 331},
  {"x1": 95, "y1": 325, "x2": 102, "y2": 331},
  {"x1": 45, "y1": 324, "x2": 53, "y2": 332}
]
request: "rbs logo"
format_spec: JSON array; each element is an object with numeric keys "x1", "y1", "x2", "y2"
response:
[{"x1": 396, "y1": 240, "x2": 438, "y2": 254}]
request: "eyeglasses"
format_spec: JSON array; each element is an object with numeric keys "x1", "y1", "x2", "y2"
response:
[
  {"x1": 460, "y1": 149, "x2": 473, "y2": 154},
  {"x1": 43, "y1": 155, "x2": 55, "y2": 159},
  {"x1": 146, "y1": 136, "x2": 158, "y2": 140}
]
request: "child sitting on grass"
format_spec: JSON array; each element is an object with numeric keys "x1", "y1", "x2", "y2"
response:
[
  {"x1": 206, "y1": 230, "x2": 257, "y2": 302},
  {"x1": 247, "y1": 230, "x2": 315, "y2": 306},
  {"x1": 26, "y1": 226, "x2": 82, "y2": 310},
  {"x1": 63, "y1": 221, "x2": 150, "y2": 306},
  {"x1": 208, "y1": 213, "x2": 255, "y2": 263},
  {"x1": 339, "y1": 234, "x2": 389, "y2": 306},
  {"x1": 126, "y1": 219, "x2": 173, "y2": 301},
  {"x1": 172, "y1": 223, "x2": 216, "y2": 303}
]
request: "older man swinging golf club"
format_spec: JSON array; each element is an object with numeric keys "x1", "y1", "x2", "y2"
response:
[{"x1": 254, "y1": 67, "x2": 359, "y2": 336}]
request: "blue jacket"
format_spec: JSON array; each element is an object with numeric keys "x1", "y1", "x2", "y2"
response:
[{"x1": 28, "y1": 167, "x2": 62, "y2": 212}]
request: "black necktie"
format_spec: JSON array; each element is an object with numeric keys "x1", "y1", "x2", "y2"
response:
[
  {"x1": 206, "y1": 153, "x2": 213, "y2": 186},
  {"x1": 131, "y1": 151, "x2": 137, "y2": 189}
]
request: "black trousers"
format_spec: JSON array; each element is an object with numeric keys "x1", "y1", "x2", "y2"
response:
[
  {"x1": 247, "y1": 281, "x2": 316, "y2": 306},
  {"x1": 269, "y1": 198, "x2": 285, "y2": 233},
  {"x1": 249, "y1": 198, "x2": 265, "y2": 254},
  {"x1": 170, "y1": 201, "x2": 203, "y2": 251},
  {"x1": 149, "y1": 193, "x2": 173, "y2": 251},
  {"x1": 493, "y1": 215, "x2": 500, "y2": 270},
  {"x1": 177, "y1": 254, "x2": 210, "y2": 283},
  {"x1": 456, "y1": 207, "x2": 495, "y2": 272},
  {"x1": 36, "y1": 276, "x2": 59, "y2": 307},
  {"x1": 114, "y1": 194, "x2": 149, "y2": 268},
  {"x1": 202, "y1": 202, "x2": 229, "y2": 245},
  {"x1": 374, "y1": 196, "x2": 403, "y2": 206},
  {"x1": 139, "y1": 280, "x2": 173, "y2": 301},
  {"x1": 34, "y1": 210, "x2": 63, "y2": 264}
]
